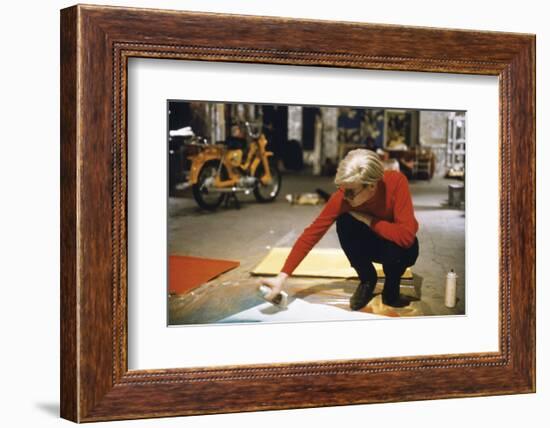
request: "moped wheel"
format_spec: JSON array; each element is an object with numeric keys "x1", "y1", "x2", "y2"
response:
[
  {"x1": 192, "y1": 160, "x2": 226, "y2": 210},
  {"x1": 253, "y1": 158, "x2": 281, "y2": 202}
]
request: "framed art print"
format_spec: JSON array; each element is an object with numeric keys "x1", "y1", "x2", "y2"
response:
[{"x1": 60, "y1": 4, "x2": 535, "y2": 422}]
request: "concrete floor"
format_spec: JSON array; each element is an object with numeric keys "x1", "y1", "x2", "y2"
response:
[{"x1": 168, "y1": 170, "x2": 465, "y2": 325}]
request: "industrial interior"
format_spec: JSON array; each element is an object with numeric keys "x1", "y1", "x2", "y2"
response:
[{"x1": 167, "y1": 102, "x2": 466, "y2": 325}]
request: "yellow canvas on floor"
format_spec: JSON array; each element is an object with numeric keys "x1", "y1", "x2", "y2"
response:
[{"x1": 251, "y1": 247, "x2": 413, "y2": 279}]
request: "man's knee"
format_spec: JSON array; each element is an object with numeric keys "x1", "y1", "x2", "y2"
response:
[
  {"x1": 381, "y1": 240, "x2": 407, "y2": 264},
  {"x1": 381, "y1": 238, "x2": 419, "y2": 267}
]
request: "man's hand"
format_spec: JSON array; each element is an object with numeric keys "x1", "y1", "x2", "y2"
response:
[
  {"x1": 258, "y1": 272, "x2": 288, "y2": 301},
  {"x1": 349, "y1": 211, "x2": 374, "y2": 226}
]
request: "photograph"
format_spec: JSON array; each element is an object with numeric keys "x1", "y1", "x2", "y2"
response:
[
  {"x1": 167, "y1": 101, "x2": 466, "y2": 325},
  {"x1": 51, "y1": 1, "x2": 537, "y2": 424}
]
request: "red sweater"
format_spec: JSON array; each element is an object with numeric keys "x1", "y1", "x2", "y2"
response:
[{"x1": 281, "y1": 170, "x2": 418, "y2": 276}]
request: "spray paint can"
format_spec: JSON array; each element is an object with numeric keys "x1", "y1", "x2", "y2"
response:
[
  {"x1": 445, "y1": 269, "x2": 457, "y2": 308},
  {"x1": 258, "y1": 285, "x2": 288, "y2": 308}
]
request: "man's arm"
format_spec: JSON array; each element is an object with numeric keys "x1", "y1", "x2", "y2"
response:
[
  {"x1": 280, "y1": 189, "x2": 347, "y2": 275},
  {"x1": 370, "y1": 173, "x2": 418, "y2": 247}
]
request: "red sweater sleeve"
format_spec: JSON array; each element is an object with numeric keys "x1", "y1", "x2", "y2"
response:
[
  {"x1": 370, "y1": 173, "x2": 418, "y2": 248},
  {"x1": 280, "y1": 190, "x2": 347, "y2": 276}
]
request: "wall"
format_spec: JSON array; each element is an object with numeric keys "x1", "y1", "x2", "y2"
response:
[{"x1": 0, "y1": 1, "x2": 546, "y2": 427}]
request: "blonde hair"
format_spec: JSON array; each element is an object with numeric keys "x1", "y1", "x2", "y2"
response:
[{"x1": 334, "y1": 149, "x2": 384, "y2": 187}]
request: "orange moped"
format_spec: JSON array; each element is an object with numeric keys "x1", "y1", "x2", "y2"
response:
[{"x1": 185, "y1": 122, "x2": 282, "y2": 210}]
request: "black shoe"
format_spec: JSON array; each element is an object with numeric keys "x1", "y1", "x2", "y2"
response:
[
  {"x1": 350, "y1": 282, "x2": 374, "y2": 311},
  {"x1": 382, "y1": 296, "x2": 410, "y2": 308}
]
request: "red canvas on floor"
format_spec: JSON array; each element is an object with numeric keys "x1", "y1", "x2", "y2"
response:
[{"x1": 168, "y1": 255, "x2": 240, "y2": 295}]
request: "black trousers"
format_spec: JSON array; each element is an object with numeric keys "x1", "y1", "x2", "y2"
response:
[{"x1": 336, "y1": 212, "x2": 419, "y2": 302}]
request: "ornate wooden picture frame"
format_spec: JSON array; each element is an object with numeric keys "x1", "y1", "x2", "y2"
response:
[{"x1": 60, "y1": 4, "x2": 535, "y2": 422}]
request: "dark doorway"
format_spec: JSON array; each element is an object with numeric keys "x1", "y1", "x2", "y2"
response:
[
  {"x1": 167, "y1": 101, "x2": 192, "y2": 191},
  {"x1": 262, "y1": 105, "x2": 288, "y2": 160}
]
